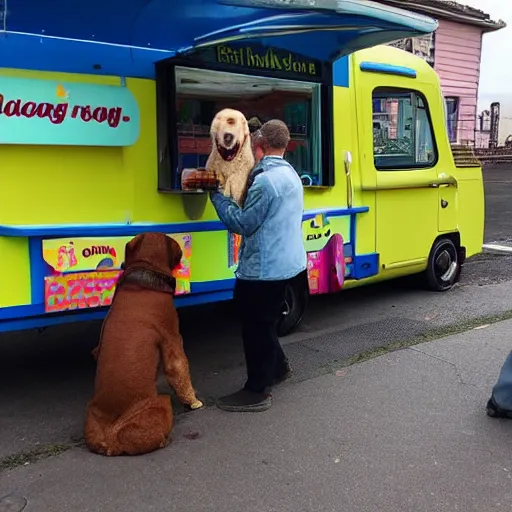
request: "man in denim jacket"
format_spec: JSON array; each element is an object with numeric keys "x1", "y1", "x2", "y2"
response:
[{"x1": 210, "y1": 119, "x2": 307, "y2": 412}]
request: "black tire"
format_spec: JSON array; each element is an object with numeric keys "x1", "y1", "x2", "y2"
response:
[
  {"x1": 423, "y1": 237, "x2": 460, "y2": 292},
  {"x1": 277, "y1": 273, "x2": 309, "y2": 337}
]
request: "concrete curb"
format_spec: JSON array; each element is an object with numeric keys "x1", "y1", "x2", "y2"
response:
[{"x1": 482, "y1": 243, "x2": 512, "y2": 254}]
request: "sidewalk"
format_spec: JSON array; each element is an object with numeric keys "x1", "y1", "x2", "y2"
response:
[{"x1": 2, "y1": 320, "x2": 512, "y2": 512}]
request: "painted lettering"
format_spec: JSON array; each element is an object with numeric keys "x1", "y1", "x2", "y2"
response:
[
  {"x1": 51, "y1": 103, "x2": 68, "y2": 125},
  {"x1": 20, "y1": 101, "x2": 37, "y2": 118},
  {"x1": 82, "y1": 245, "x2": 115, "y2": 258},
  {"x1": 216, "y1": 45, "x2": 317, "y2": 76},
  {"x1": 4, "y1": 99, "x2": 21, "y2": 117},
  {"x1": 217, "y1": 45, "x2": 244, "y2": 67},
  {"x1": 93, "y1": 106, "x2": 108, "y2": 123},
  {"x1": 0, "y1": 95, "x2": 131, "y2": 128},
  {"x1": 80, "y1": 105, "x2": 93, "y2": 122},
  {"x1": 35, "y1": 103, "x2": 54, "y2": 119},
  {"x1": 107, "y1": 107, "x2": 122, "y2": 128}
]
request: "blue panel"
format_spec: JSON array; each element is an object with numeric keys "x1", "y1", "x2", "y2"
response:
[
  {"x1": 0, "y1": 206, "x2": 370, "y2": 237},
  {"x1": 352, "y1": 253, "x2": 380, "y2": 280},
  {"x1": 0, "y1": 279, "x2": 237, "y2": 322},
  {"x1": 0, "y1": 206, "x2": 374, "y2": 331},
  {"x1": 0, "y1": 33, "x2": 171, "y2": 79},
  {"x1": 28, "y1": 238, "x2": 46, "y2": 304},
  {"x1": 2, "y1": 0, "x2": 437, "y2": 77},
  {"x1": 332, "y1": 56, "x2": 349, "y2": 88},
  {"x1": 302, "y1": 206, "x2": 369, "y2": 222},
  {"x1": 0, "y1": 309, "x2": 109, "y2": 333},
  {"x1": 360, "y1": 61, "x2": 417, "y2": 79},
  {"x1": 0, "y1": 221, "x2": 227, "y2": 238},
  {"x1": 0, "y1": 303, "x2": 46, "y2": 321},
  {"x1": 0, "y1": 289, "x2": 234, "y2": 333},
  {"x1": 191, "y1": 279, "x2": 235, "y2": 294}
]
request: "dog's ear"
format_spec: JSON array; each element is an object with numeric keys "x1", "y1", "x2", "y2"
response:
[
  {"x1": 124, "y1": 234, "x2": 144, "y2": 266},
  {"x1": 167, "y1": 237, "x2": 183, "y2": 270},
  {"x1": 210, "y1": 114, "x2": 219, "y2": 135},
  {"x1": 243, "y1": 117, "x2": 250, "y2": 137}
]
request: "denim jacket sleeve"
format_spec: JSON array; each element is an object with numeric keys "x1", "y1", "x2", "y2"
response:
[{"x1": 210, "y1": 176, "x2": 271, "y2": 237}]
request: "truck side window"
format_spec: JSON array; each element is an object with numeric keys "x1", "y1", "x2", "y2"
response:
[{"x1": 372, "y1": 88, "x2": 437, "y2": 171}]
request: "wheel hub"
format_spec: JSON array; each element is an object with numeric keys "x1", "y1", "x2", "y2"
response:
[{"x1": 435, "y1": 247, "x2": 457, "y2": 283}]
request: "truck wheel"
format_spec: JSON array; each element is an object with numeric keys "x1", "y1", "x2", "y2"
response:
[
  {"x1": 424, "y1": 237, "x2": 460, "y2": 292},
  {"x1": 277, "y1": 274, "x2": 309, "y2": 337}
]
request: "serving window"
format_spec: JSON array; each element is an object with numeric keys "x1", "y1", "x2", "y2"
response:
[{"x1": 156, "y1": 51, "x2": 333, "y2": 191}]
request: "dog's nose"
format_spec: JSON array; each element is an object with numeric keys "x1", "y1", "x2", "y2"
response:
[{"x1": 223, "y1": 133, "x2": 234, "y2": 146}]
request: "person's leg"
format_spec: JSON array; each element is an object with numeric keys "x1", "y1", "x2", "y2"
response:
[
  {"x1": 217, "y1": 278, "x2": 284, "y2": 412},
  {"x1": 487, "y1": 351, "x2": 512, "y2": 418},
  {"x1": 242, "y1": 278, "x2": 287, "y2": 392}
]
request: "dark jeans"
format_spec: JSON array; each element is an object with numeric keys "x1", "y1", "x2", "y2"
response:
[{"x1": 234, "y1": 272, "x2": 303, "y2": 393}]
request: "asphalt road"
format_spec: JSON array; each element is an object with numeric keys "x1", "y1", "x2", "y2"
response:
[
  {"x1": 483, "y1": 165, "x2": 512, "y2": 245},
  {"x1": 2, "y1": 322, "x2": 512, "y2": 512},
  {"x1": 1, "y1": 166, "x2": 512, "y2": 469}
]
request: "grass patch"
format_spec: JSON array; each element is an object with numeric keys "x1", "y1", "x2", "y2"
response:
[{"x1": 0, "y1": 442, "x2": 79, "y2": 472}]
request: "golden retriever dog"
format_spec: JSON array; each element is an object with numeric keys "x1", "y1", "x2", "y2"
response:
[
  {"x1": 84, "y1": 232, "x2": 203, "y2": 457},
  {"x1": 206, "y1": 108, "x2": 255, "y2": 206}
]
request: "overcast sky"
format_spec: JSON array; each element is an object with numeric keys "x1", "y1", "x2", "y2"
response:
[{"x1": 457, "y1": 0, "x2": 512, "y2": 104}]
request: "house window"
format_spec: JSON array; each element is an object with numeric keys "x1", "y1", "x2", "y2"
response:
[
  {"x1": 444, "y1": 97, "x2": 459, "y2": 143},
  {"x1": 156, "y1": 63, "x2": 332, "y2": 190},
  {"x1": 372, "y1": 88, "x2": 437, "y2": 171}
]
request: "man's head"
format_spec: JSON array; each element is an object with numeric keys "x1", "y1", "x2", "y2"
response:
[{"x1": 251, "y1": 119, "x2": 290, "y2": 162}]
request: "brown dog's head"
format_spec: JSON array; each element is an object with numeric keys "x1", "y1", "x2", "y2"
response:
[
  {"x1": 123, "y1": 232, "x2": 182, "y2": 277},
  {"x1": 210, "y1": 108, "x2": 249, "y2": 162}
]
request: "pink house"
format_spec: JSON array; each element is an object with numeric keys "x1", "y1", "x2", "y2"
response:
[{"x1": 383, "y1": 0, "x2": 505, "y2": 147}]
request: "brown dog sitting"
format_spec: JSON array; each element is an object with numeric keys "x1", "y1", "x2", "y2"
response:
[{"x1": 84, "y1": 232, "x2": 203, "y2": 457}]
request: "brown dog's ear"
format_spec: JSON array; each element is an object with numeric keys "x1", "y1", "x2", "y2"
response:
[
  {"x1": 167, "y1": 237, "x2": 183, "y2": 270},
  {"x1": 124, "y1": 234, "x2": 143, "y2": 266}
]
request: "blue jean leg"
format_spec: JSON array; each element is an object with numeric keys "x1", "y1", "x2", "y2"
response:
[{"x1": 492, "y1": 351, "x2": 512, "y2": 411}]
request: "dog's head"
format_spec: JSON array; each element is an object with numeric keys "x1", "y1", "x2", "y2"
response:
[
  {"x1": 123, "y1": 232, "x2": 183, "y2": 276},
  {"x1": 210, "y1": 108, "x2": 249, "y2": 162}
]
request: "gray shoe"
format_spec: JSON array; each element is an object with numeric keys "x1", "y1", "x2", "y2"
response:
[{"x1": 216, "y1": 389, "x2": 271, "y2": 412}]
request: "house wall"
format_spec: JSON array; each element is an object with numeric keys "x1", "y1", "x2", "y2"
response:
[{"x1": 433, "y1": 19, "x2": 484, "y2": 145}]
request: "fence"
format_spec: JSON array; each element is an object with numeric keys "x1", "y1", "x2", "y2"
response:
[{"x1": 448, "y1": 114, "x2": 494, "y2": 149}]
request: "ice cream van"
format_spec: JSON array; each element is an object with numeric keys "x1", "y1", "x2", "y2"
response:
[{"x1": 0, "y1": 0, "x2": 484, "y2": 335}]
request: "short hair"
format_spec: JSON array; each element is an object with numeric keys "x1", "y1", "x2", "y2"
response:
[
  {"x1": 247, "y1": 116, "x2": 262, "y2": 134},
  {"x1": 251, "y1": 129, "x2": 264, "y2": 149},
  {"x1": 259, "y1": 119, "x2": 290, "y2": 150}
]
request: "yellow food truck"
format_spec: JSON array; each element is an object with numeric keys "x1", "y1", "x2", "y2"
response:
[{"x1": 0, "y1": 0, "x2": 484, "y2": 334}]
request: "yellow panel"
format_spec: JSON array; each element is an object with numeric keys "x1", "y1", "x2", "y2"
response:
[
  {"x1": 0, "y1": 45, "x2": 485, "y2": 312},
  {"x1": 454, "y1": 168, "x2": 485, "y2": 257},
  {"x1": 0, "y1": 237, "x2": 31, "y2": 307},
  {"x1": 0, "y1": 69, "x2": 133, "y2": 225}
]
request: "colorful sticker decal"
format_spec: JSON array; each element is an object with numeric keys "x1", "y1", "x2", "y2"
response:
[
  {"x1": 228, "y1": 233, "x2": 242, "y2": 269},
  {"x1": 303, "y1": 214, "x2": 353, "y2": 294},
  {"x1": 307, "y1": 234, "x2": 345, "y2": 295},
  {"x1": 0, "y1": 76, "x2": 140, "y2": 146},
  {"x1": 45, "y1": 271, "x2": 122, "y2": 313},
  {"x1": 43, "y1": 234, "x2": 192, "y2": 312}
]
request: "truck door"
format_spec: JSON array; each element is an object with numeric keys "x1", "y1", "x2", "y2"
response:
[{"x1": 355, "y1": 66, "x2": 444, "y2": 270}]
